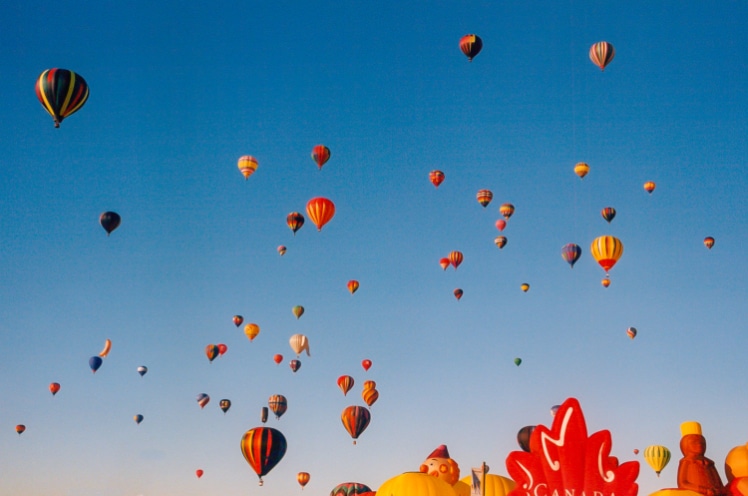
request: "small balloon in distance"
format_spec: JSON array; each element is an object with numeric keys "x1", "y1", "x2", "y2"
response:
[{"x1": 99, "y1": 212, "x2": 121, "y2": 236}]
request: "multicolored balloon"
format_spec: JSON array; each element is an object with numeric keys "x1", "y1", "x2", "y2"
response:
[
  {"x1": 277, "y1": 245, "x2": 286, "y2": 256},
  {"x1": 15, "y1": 424, "x2": 25, "y2": 435},
  {"x1": 290, "y1": 359, "x2": 301, "y2": 373},
  {"x1": 134, "y1": 414, "x2": 144, "y2": 424},
  {"x1": 561, "y1": 243, "x2": 582, "y2": 268},
  {"x1": 297, "y1": 471, "x2": 311, "y2": 489},
  {"x1": 517, "y1": 425, "x2": 535, "y2": 452},
  {"x1": 601, "y1": 207, "x2": 616, "y2": 223},
  {"x1": 494, "y1": 236, "x2": 507, "y2": 249},
  {"x1": 197, "y1": 393, "x2": 210, "y2": 409},
  {"x1": 292, "y1": 305, "x2": 304, "y2": 319},
  {"x1": 205, "y1": 344, "x2": 219, "y2": 362},
  {"x1": 137, "y1": 366, "x2": 148, "y2": 377},
  {"x1": 589, "y1": 42, "x2": 615, "y2": 71},
  {"x1": 341, "y1": 405, "x2": 371, "y2": 444},
  {"x1": 337, "y1": 375, "x2": 355, "y2": 396},
  {"x1": 287, "y1": 212, "x2": 305, "y2": 235},
  {"x1": 237, "y1": 155, "x2": 258, "y2": 180},
  {"x1": 704, "y1": 236, "x2": 715, "y2": 249},
  {"x1": 644, "y1": 181, "x2": 656, "y2": 194},
  {"x1": 476, "y1": 189, "x2": 493, "y2": 207},
  {"x1": 574, "y1": 162, "x2": 590, "y2": 179},
  {"x1": 220, "y1": 399, "x2": 231, "y2": 414},
  {"x1": 347, "y1": 280, "x2": 359, "y2": 294},
  {"x1": 439, "y1": 257, "x2": 450, "y2": 270},
  {"x1": 362, "y1": 388, "x2": 379, "y2": 407},
  {"x1": 99, "y1": 212, "x2": 121, "y2": 236},
  {"x1": 268, "y1": 395, "x2": 288, "y2": 419},
  {"x1": 449, "y1": 251, "x2": 463, "y2": 269},
  {"x1": 331, "y1": 482, "x2": 373, "y2": 496},
  {"x1": 601, "y1": 278, "x2": 611, "y2": 288},
  {"x1": 499, "y1": 203, "x2": 515, "y2": 220},
  {"x1": 453, "y1": 288, "x2": 463, "y2": 301},
  {"x1": 240, "y1": 427, "x2": 287, "y2": 485},
  {"x1": 590, "y1": 235, "x2": 623, "y2": 274},
  {"x1": 311, "y1": 145, "x2": 331, "y2": 170},
  {"x1": 306, "y1": 197, "x2": 335, "y2": 231},
  {"x1": 99, "y1": 338, "x2": 112, "y2": 358},
  {"x1": 521, "y1": 283, "x2": 530, "y2": 292},
  {"x1": 627, "y1": 327, "x2": 637, "y2": 339},
  {"x1": 35, "y1": 68, "x2": 89, "y2": 127},
  {"x1": 459, "y1": 34, "x2": 483, "y2": 62},
  {"x1": 429, "y1": 170, "x2": 445, "y2": 188},
  {"x1": 233, "y1": 315, "x2": 244, "y2": 327}
]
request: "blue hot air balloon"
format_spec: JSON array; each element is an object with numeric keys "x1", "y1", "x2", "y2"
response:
[{"x1": 89, "y1": 356, "x2": 103, "y2": 373}]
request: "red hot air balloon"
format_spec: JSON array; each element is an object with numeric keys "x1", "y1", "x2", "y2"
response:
[
  {"x1": 429, "y1": 170, "x2": 445, "y2": 188},
  {"x1": 439, "y1": 257, "x2": 450, "y2": 270},
  {"x1": 99, "y1": 212, "x2": 121, "y2": 236},
  {"x1": 16, "y1": 424, "x2": 26, "y2": 435},
  {"x1": 361, "y1": 359, "x2": 372, "y2": 371},
  {"x1": 240, "y1": 427, "x2": 287, "y2": 486},
  {"x1": 233, "y1": 315, "x2": 243, "y2": 327},
  {"x1": 337, "y1": 375, "x2": 355, "y2": 396},
  {"x1": 196, "y1": 469, "x2": 204, "y2": 479},
  {"x1": 35, "y1": 68, "x2": 89, "y2": 127},
  {"x1": 341, "y1": 405, "x2": 371, "y2": 444},
  {"x1": 459, "y1": 34, "x2": 483, "y2": 61},
  {"x1": 453, "y1": 288, "x2": 463, "y2": 301},
  {"x1": 287, "y1": 212, "x2": 305, "y2": 235},
  {"x1": 589, "y1": 41, "x2": 615, "y2": 71},
  {"x1": 347, "y1": 280, "x2": 359, "y2": 294},
  {"x1": 49, "y1": 382, "x2": 61, "y2": 396},
  {"x1": 448, "y1": 251, "x2": 463, "y2": 269},
  {"x1": 306, "y1": 197, "x2": 335, "y2": 231},
  {"x1": 311, "y1": 145, "x2": 331, "y2": 170},
  {"x1": 217, "y1": 343, "x2": 228, "y2": 356},
  {"x1": 273, "y1": 354, "x2": 283, "y2": 364}
]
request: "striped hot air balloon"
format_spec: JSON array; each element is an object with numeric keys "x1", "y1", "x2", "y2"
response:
[
  {"x1": 561, "y1": 243, "x2": 582, "y2": 268},
  {"x1": 429, "y1": 170, "x2": 445, "y2": 188},
  {"x1": 35, "y1": 68, "x2": 89, "y2": 127},
  {"x1": 268, "y1": 395, "x2": 288, "y2": 419},
  {"x1": 237, "y1": 156, "x2": 258, "y2": 180},
  {"x1": 311, "y1": 145, "x2": 331, "y2": 170},
  {"x1": 590, "y1": 235, "x2": 623, "y2": 274},
  {"x1": 337, "y1": 375, "x2": 354, "y2": 396},
  {"x1": 574, "y1": 162, "x2": 590, "y2": 179},
  {"x1": 240, "y1": 427, "x2": 287, "y2": 485},
  {"x1": 306, "y1": 197, "x2": 335, "y2": 231},
  {"x1": 601, "y1": 207, "x2": 616, "y2": 223},
  {"x1": 643, "y1": 445, "x2": 671, "y2": 476},
  {"x1": 476, "y1": 189, "x2": 493, "y2": 207},
  {"x1": 459, "y1": 34, "x2": 483, "y2": 61},
  {"x1": 341, "y1": 406, "x2": 371, "y2": 444},
  {"x1": 362, "y1": 387, "x2": 379, "y2": 407},
  {"x1": 589, "y1": 42, "x2": 615, "y2": 71},
  {"x1": 286, "y1": 212, "x2": 305, "y2": 235}
]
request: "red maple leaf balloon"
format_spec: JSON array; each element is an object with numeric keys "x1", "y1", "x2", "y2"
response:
[{"x1": 506, "y1": 398, "x2": 639, "y2": 496}]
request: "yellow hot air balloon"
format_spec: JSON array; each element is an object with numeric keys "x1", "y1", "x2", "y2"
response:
[
  {"x1": 238, "y1": 156, "x2": 258, "y2": 180},
  {"x1": 644, "y1": 445, "x2": 671, "y2": 477},
  {"x1": 590, "y1": 235, "x2": 623, "y2": 274},
  {"x1": 459, "y1": 474, "x2": 516, "y2": 496},
  {"x1": 244, "y1": 323, "x2": 260, "y2": 341},
  {"x1": 574, "y1": 162, "x2": 590, "y2": 179},
  {"x1": 378, "y1": 472, "x2": 458, "y2": 496}
]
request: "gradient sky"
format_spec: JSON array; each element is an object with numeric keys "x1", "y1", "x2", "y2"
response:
[{"x1": 2, "y1": 2, "x2": 748, "y2": 495}]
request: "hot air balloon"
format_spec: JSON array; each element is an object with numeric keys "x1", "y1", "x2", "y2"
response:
[
  {"x1": 561, "y1": 243, "x2": 582, "y2": 268},
  {"x1": 361, "y1": 359, "x2": 372, "y2": 371},
  {"x1": 644, "y1": 181, "x2": 656, "y2": 194},
  {"x1": 453, "y1": 288, "x2": 463, "y2": 301},
  {"x1": 574, "y1": 162, "x2": 590, "y2": 179},
  {"x1": 429, "y1": 170, "x2": 445, "y2": 188},
  {"x1": 521, "y1": 283, "x2": 530, "y2": 292},
  {"x1": 35, "y1": 68, "x2": 89, "y2": 127},
  {"x1": 347, "y1": 280, "x2": 359, "y2": 294},
  {"x1": 16, "y1": 425, "x2": 25, "y2": 435},
  {"x1": 337, "y1": 375, "x2": 355, "y2": 396},
  {"x1": 311, "y1": 145, "x2": 331, "y2": 170},
  {"x1": 196, "y1": 469, "x2": 204, "y2": 479},
  {"x1": 601, "y1": 207, "x2": 616, "y2": 223},
  {"x1": 240, "y1": 427, "x2": 287, "y2": 486},
  {"x1": 268, "y1": 395, "x2": 288, "y2": 419},
  {"x1": 477, "y1": 189, "x2": 493, "y2": 207},
  {"x1": 137, "y1": 366, "x2": 148, "y2": 377},
  {"x1": 590, "y1": 235, "x2": 624, "y2": 274},
  {"x1": 287, "y1": 212, "x2": 305, "y2": 235},
  {"x1": 363, "y1": 380, "x2": 376, "y2": 390},
  {"x1": 362, "y1": 388, "x2": 379, "y2": 407},
  {"x1": 289, "y1": 334, "x2": 310, "y2": 356},
  {"x1": 449, "y1": 251, "x2": 463, "y2": 269},
  {"x1": 237, "y1": 155, "x2": 258, "y2": 180},
  {"x1": 494, "y1": 236, "x2": 507, "y2": 249},
  {"x1": 49, "y1": 382, "x2": 60, "y2": 395},
  {"x1": 495, "y1": 219, "x2": 506, "y2": 231},
  {"x1": 644, "y1": 445, "x2": 671, "y2": 476},
  {"x1": 627, "y1": 327, "x2": 637, "y2": 339},
  {"x1": 273, "y1": 354, "x2": 283, "y2": 365},
  {"x1": 292, "y1": 305, "x2": 304, "y2": 319},
  {"x1": 589, "y1": 41, "x2": 615, "y2": 71},
  {"x1": 197, "y1": 393, "x2": 210, "y2": 409},
  {"x1": 704, "y1": 237, "x2": 715, "y2": 249},
  {"x1": 601, "y1": 278, "x2": 611, "y2": 288},
  {"x1": 217, "y1": 343, "x2": 228, "y2": 356},
  {"x1": 233, "y1": 315, "x2": 244, "y2": 327},
  {"x1": 517, "y1": 425, "x2": 535, "y2": 452},
  {"x1": 298, "y1": 472, "x2": 311, "y2": 489},
  {"x1": 290, "y1": 359, "x2": 301, "y2": 373},
  {"x1": 331, "y1": 482, "x2": 373, "y2": 496},
  {"x1": 306, "y1": 197, "x2": 335, "y2": 231},
  {"x1": 99, "y1": 212, "x2": 121, "y2": 236},
  {"x1": 459, "y1": 34, "x2": 483, "y2": 61},
  {"x1": 633, "y1": 449, "x2": 640, "y2": 455},
  {"x1": 277, "y1": 245, "x2": 287, "y2": 256},
  {"x1": 134, "y1": 414, "x2": 143, "y2": 424},
  {"x1": 89, "y1": 356, "x2": 103, "y2": 373},
  {"x1": 244, "y1": 323, "x2": 260, "y2": 341},
  {"x1": 261, "y1": 407, "x2": 269, "y2": 423},
  {"x1": 98, "y1": 338, "x2": 112, "y2": 358},
  {"x1": 514, "y1": 358, "x2": 522, "y2": 366},
  {"x1": 500, "y1": 203, "x2": 515, "y2": 220},
  {"x1": 341, "y1": 405, "x2": 371, "y2": 444},
  {"x1": 220, "y1": 399, "x2": 231, "y2": 414},
  {"x1": 205, "y1": 344, "x2": 219, "y2": 362},
  {"x1": 439, "y1": 257, "x2": 450, "y2": 270}
]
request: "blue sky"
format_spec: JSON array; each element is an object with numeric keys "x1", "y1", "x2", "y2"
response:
[{"x1": 2, "y1": 2, "x2": 748, "y2": 495}]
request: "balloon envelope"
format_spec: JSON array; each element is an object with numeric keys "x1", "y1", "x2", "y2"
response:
[
  {"x1": 590, "y1": 235, "x2": 624, "y2": 273},
  {"x1": 362, "y1": 388, "x2": 379, "y2": 407},
  {"x1": 347, "y1": 280, "x2": 359, "y2": 294},
  {"x1": 574, "y1": 162, "x2": 590, "y2": 179},
  {"x1": 589, "y1": 41, "x2": 615, "y2": 71},
  {"x1": 134, "y1": 414, "x2": 143, "y2": 424},
  {"x1": 289, "y1": 334, "x2": 310, "y2": 356},
  {"x1": 49, "y1": 382, "x2": 61, "y2": 395},
  {"x1": 290, "y1": 359, "x2": 301, "y2": 372},
  {"x1": 499, "y1": 203, "x2": 515, "y2": 219},
  {"x1": 99, "y1": 212, "x2": 121, "y2": 236},
  {"x1": 306, "y1": 197, "x2": 335, "y2": 231},
  {"x1": 137, "y1": 366, "x2": 148, "y2": 376},
  {"x1": 704, "y1": 237, "x2": 715, "y2": 249},
  {"x1": 337, "y1": 375, "x2": 355, "y2": 396},
  {"x1": 627, "y1": 327, "x2": 637, "y2": 339},
  {"x1": 35, "y1": 68, "x2": 89, "y2": 127},
  {"x1": 311, "y1": 145, "x2": 331, "y2": 169},
  {"x1": 561, "y1": 243, "x2": 582, "y2": 268},
  {"x1": 459, "y1": 34, "x2": 483, "y2": 61},
  {"x1": 453, "y1": 288, "x2": 463, "y2": 300},
  {"x1": 448, "y1": 251, "x2": 463, "y2": 269},
  {"x1": 298, "y1": 471, "x2": 311, "y2": 488},
  {"x1": 644, "y1": 445, "x2": 671, "y2": 475},
  {"x1": 268, "y1": 395, "x2": 288, "y2": 419},
  {"x1": 341, "y1": 405, "x2": 371, "y2": 444},
  {"x1": 517, "y1": 425, "x2": 535, "y2": 452},
  {"x1": 601, "y1": 207, "x2": 616, "y2": 223},
  {"x1": 287, "y1": 212, "x2": 305, "y2": 235},
  {"x1": 205, "y1": 344, "x2": 219, "y2": 362},
  {"x1": 237, "y1": 155, "x2": 258, "y2": 180},
  {"x1": 644, "y1": 181, "x2": 656, "y2": 194},
  {"x1": 378, "y1": 473, "x2": 456, "y2": 496},
  {"x1": 244, "y1": 323, "x2": 260, "y2": 341},
  {"x1": 292, "y1": 305, "x2": 304, "y2": 319},
  {"x1": 233, "y1": 315, "x2": 243, "y2": 327},
  {"x1": 495, "y1": 236, "x2": 507, "y2": 249},
  {"x1": 196, "y1": 393, "x2": 210, "y2": 408},
  {"x1": 429, "y1": 170, "x2": 445, "y2": 188},
  {"x1": 477, "y1": 189, "x2": 493, "y2": 207},
  {"x1": 196, "y1": 469, "x2": 203, "y2": 479},
  {"x1": 361, "y1": 359, "x2": 372, "y2": 371},
  {"x1": 15, "y1": 425, "x2": 25, "y2": 435},
  {"x1": 89, "y1": 356, "x2": 103, "y2": 373},
  {"x1": 240, "y1": 427, "x2": 287, "y2": 484}
]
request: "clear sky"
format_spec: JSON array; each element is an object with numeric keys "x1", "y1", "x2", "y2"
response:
[{"x1": 2, "y1": 1, "x2": 748, "y2": 495}]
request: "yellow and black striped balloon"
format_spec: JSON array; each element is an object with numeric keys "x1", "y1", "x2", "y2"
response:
[{"x1": 35, "y1": 68, "x2": 89, "y2": 127}]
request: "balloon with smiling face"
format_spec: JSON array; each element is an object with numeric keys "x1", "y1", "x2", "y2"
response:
[{"x1": 419, "y1": 444, "x2": 460, "y2": 486}]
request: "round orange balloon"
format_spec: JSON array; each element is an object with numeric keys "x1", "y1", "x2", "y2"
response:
[{"x1": 306, "y1": 197, "x2": 335, "y2": 231}]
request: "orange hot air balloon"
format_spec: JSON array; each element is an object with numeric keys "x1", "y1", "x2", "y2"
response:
[
  {"x1": 453, "y1": 288, "x2": 463, "y2": 301},
  {"x1": 286, "y1": 212, "x2": 305, "y2": 235},
  {"x1": 273, "y1": 354, "x2": 283, "y2": 364},
  {"x1": 574, "y1": 162, "x2": 590, "y2": 179},
  {"x1": 476, "y1": 189, "x2": 493, "y2": 207},
  {"x1": 494, "y1": 236, "x2": 507, "y2": 249},
  {"x1": 520, "y1": 283, "x2": 530, "y2": 292},
  {"x1": 363, "y1": 380, "x2": 376, "y2": 390},
  {"x1": 448, "y1": 251, "x2": 463, "y2": 269},
  {"x1": 500, "y1": 203, "x2": 515, "y2": 220},
  {"x1": 591, "y1": 235, "x2": 623, "y2": 274},
  {"x1": 205, "y1": 344, "x2": 219, "y2": 362},
  {"x1": 49, "y1": 382, "x2": 61, "y2": 396},
  {"x1": 306, "y1": 197, "x2": 335, "y2": 231},
  {"x1": 361, "y1": 359, "x2": 372, "y2": 371},
  {"x1": 362, "y1": 387, "x2": 379, "y2": 407},
  {"x1": 244, "y1": 323, "x2": 260, "y2": 341},
  {"x1": 337, "y1": 375, "x2": 355, "y2": 396},
  {"x1": 341, "y1": 405, "x2": 371, "y2": 444},
  {"x1": 589, "y1": 41, "x2": 615, "y2": 71},
  {"x1": 16, "y1": 424, "x2": 25, "y2": 435},
  {"x1": 601, "y1": 278, "x2": 611, "y2": 288},
  {"x1": 347, "y1": 280, "x2": 359, "y2": 294},
  {"x1": 311, "y1": 145, "x2": 331, "y2": 170},
  {"x1": 439, "y1": 257, "x2": 450, "y2": 270},
  {"x1": 644, "y1": 181, "x2": 656, "y2": 194},
  {"x1": 704, "y1": 236, "x2": 715, "y2": 249},
  {"x1": 238, "y1": 155, "x2": 258, "y2": 180},
  {"x1": 429, "y1": 170, "x2": 445, "y2": 188},
  {"x1": 233, "y1": 315, "x2": 244, "y2": 327},
  {"x1": 298, "y1": 472, "x2": 311, "y2": 489},
  {"x1": 459, "y1": 34, "x2": 483, "y2": 61}
]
